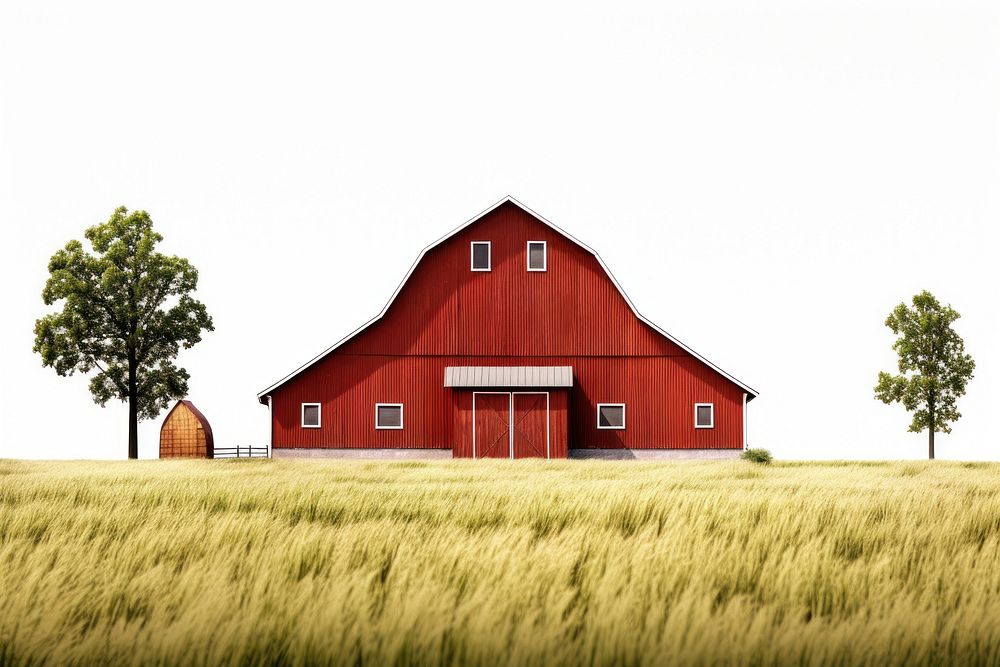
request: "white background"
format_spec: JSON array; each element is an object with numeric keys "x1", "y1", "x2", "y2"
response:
[{"x1": 1, "y1": 0, "x2": 997, "y2": 460}]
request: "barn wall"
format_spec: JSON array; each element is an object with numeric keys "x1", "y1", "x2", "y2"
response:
[
  {"x1": 452, "y1": 390, "x2": 473, "y2": 458},
  {"x1": 271, "y1": 355, "x2": 743, "y2": 451}
]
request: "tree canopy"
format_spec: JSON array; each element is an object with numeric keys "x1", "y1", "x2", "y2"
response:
[
  {"x1": 33, "y1": 207, "x2": 214, "y2": 458},
  {"x1": 874, "y1": 290, "x2": 974, "y2": 459}
]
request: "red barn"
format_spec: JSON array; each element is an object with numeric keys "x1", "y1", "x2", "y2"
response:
[{"x1": 258, "y1": 198, "x2": 757, "y2": 459}]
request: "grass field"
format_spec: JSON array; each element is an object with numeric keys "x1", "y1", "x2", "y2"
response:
[{"x1": 3, "y1": 459, "x2": 1000, "y2": 666}]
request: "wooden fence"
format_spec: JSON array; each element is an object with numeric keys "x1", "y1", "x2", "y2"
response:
[{"x1": 213, "y1": 445, "x2": 270, "y2": 459}]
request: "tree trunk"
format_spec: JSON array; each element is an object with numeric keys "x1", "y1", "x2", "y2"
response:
[
  {"x1": 128, "y1": 354, "x2": 138, "y2": 460},
  {"x1": 927, "y1": 403, "x2": 935, "y2": 460}
]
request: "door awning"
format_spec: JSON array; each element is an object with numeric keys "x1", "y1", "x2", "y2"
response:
[{"x1": 444, "y1": 366, "x2": 573, "y2": 388}]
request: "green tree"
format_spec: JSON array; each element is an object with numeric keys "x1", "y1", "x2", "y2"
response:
[
  {"x1": 874, "y1": 290, "x2": 975, "y2": 459},
  {"x1": 33, "y1": 207, "x2": 214, "y2": 459}
]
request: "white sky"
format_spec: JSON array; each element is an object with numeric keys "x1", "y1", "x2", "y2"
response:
[{"x1": 1, "y1": 0, "x2": 997, "y2": 460}]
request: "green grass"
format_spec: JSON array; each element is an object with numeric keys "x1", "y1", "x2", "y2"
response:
[{"x1": 3, "y1": 459, "x2": 1000, "y2": 666}]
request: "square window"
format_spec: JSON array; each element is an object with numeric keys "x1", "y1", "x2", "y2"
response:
[
  {"x1": 301, "y1": 403, "x2": 321, "y2": 428},
  {"x1": 376, "y1": 404, "x2": 403, "y2": 429},
  {"x1": 471, "y1": 242, "x2": 491, "y2": 271},
  {"x1": 695, "y1": 403, "x2": 714, "y2": 428},
  {"x1": 597, "y1": 403, "x2": 625, "y2": 429},
  {"x1": 527, "y1": 241, "x2": 547, "y2": 271}
]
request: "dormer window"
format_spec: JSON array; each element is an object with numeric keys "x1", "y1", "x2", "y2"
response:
[
  {"x1": 471, "y1": 242, "x2": 491, "y2": 271},
  {"x1": 527, "y1": 241, "x2": 547, "y2": 271}
]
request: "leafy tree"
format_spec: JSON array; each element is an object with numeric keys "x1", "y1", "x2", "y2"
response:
[
  {"x1": 874, "y1": 290, "x2": 974, "y2": 459},
  {"x1": 33, "y1": 207, "x2": 214, "y2": 459}
]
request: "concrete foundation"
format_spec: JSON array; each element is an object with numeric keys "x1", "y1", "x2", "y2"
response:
[
  {"x1": 272, "y1": 448, "x2": 453, "y2": 459},
  {"x1": 568, "y1": 448, "x2": 742, "y2": 460},
  {"x1": 272, "y1": 448, "x2": 741, "y2": 460}
]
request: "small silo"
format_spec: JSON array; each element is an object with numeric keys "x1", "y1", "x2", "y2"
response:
[{"x1": 159, "y1": 400, "x2": 215, "y2": 458}]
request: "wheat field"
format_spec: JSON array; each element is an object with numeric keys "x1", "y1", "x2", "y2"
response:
[{"x1": 2, "y1": 458, "x2": 1000, "y2": 666}]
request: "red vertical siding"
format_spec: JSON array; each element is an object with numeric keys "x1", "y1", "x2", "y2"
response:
[
  {"x1": 337, "y1": 203, "x2": 682, "y2": 358},
  {"x1": 271, "y1": 354, "x2": 745, "y2": 451},
  {"x1": 449, "y1": 389, "x2": 568, "y2": 459},
  {"x1": 548, "y1": 389, "x2": 569, "y2": 458},
  {"x1": 473, "y1": 393, "x2": 511, "y2": 458},
  {"x1": 268, "y1": 201, "x2": 750, "y2": 453}
]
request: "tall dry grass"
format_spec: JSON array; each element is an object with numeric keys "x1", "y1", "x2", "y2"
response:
[{"x1": 2, "y1": 459, "x2": 1000, "y2": 665}]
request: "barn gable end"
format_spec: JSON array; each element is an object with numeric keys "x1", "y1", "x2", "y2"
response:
[{"x1": 258, "y1": 197, "x2": 755, "y2": 401}]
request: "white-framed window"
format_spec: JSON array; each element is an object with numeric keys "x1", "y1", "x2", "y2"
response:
[
  {"x1": 695, "y1": 403, "x2": 714, "y2": 429},
  {"x1": 375, "y1": 403, "x2": 404, "y2": 429},
  {"x1": 301, "y1": 403, "x2": 321, "y2": 428},
  {"x1": 527, "y1": 241, "x2": 547, "y2": 271},
  {"x1": 597, "y1": 403, "x2": 626, "y2": 429},
  {"x1": 470, "y1": 241, "x2": 491, "y2": 271}
]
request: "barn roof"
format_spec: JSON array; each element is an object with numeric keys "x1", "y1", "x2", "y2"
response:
[{"x1": 257, "y1": 197, "x2": 758, "y2": 403}]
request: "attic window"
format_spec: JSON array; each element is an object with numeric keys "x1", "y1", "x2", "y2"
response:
[
  {"x1": 301, "y1": 403, "x2": 321, "y2": 428},
  {"x1": 471, "y1": 242, "x2": 491, "y2": 271},
  {"x1": 695, "y1": 403, "x2": 714, "y2": 429},
  {"x1": 597, "y1": 403, "x2": 625, "y2": 429},
  {"x1": 527, "y1": 241, "x2": 547, "y2": 271}
]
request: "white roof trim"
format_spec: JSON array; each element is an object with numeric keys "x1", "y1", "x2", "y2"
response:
[{"x1": 257, "y1": 196, "x2": 758, "y2": 403}]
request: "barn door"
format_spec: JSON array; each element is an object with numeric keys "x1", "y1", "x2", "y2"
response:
[
  {"x1": 473, "y1": 393, "x2": 511, "y2": 458},
  {"x1": 513, "y1": 393, "x2": 549, "y2": 458}
]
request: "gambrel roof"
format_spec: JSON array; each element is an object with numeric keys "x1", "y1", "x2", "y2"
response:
[{"x1": 258, "y1": 197, "x2": 758, "y2": 403}]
